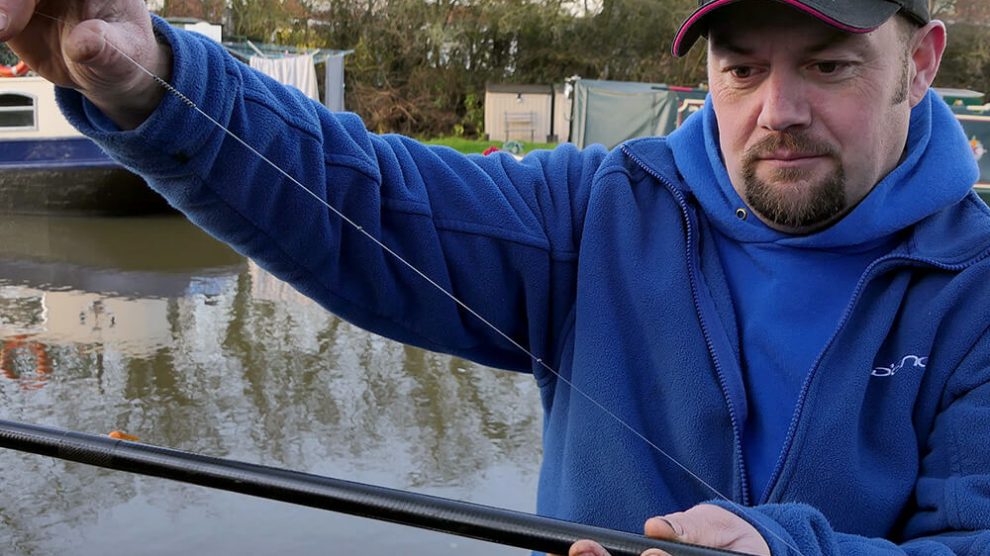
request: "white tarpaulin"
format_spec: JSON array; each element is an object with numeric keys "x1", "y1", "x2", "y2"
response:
[{"x1": 249, "y1": 54, "x2": 320, "y2": 101}]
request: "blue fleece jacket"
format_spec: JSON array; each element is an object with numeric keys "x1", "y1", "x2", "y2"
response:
[
  {"x1": 667, "y1": 96, "x2": 975, "y2": 501},
  {"x1": 57, "y1": 21, "x2": 990, "y2": 555}
]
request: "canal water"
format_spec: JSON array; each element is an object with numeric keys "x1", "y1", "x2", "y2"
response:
[{"x1": 0, "y1": 214, "x2": 542, "y2": 555}]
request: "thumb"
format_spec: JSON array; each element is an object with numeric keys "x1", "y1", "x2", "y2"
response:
[
  {"x1": 644, "y1": 515, "x2": 684, "y2": 541},
  {"x1": 60, "y1": 16, "x2": 172, "y2": 130},
  {"x1": 643, "y1": 505, "x2": 771, "y2": 556},
  {"x1": 59, "y1": 19, "x2": 142, "y2": 98},
  {"x1": 64, "y1": 19, "x2": 112, "y2": 66},
  {"x1": 63, "y1": 19, "x2": 148, "y2": 85}
]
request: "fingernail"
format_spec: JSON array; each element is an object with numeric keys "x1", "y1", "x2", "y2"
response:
[
  {"x1": 656, "y1": 516, "x2": 684, "y2": 537},
  {"x1": 0, "y1": 12, "x2": 8, "y2": 33}
]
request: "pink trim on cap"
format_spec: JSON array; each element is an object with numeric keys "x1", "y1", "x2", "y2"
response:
[{"x1": 673, "y1": 0, "x2": 878, "y2": 56}]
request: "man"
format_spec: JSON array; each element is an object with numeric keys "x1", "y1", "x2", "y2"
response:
[{"x1": 1, "y1": 0, "x2": 987, "y2": 554}]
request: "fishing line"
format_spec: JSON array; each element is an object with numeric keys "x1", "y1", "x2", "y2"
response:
[{"x1": 33, "y1": 10, "x2": 804, "y2": 555}]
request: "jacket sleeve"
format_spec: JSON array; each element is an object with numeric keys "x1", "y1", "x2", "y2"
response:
[
  {"x1": 55, "y1": 18, "x2": 607, "y2": 373},
  {"x1": 716, "y1": 329, "x2": 990, "y2": 555}
]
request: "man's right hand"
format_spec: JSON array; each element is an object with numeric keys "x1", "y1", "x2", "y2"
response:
[{"x1": 0, "y1": 0, "x2": 172, "y2": 129}]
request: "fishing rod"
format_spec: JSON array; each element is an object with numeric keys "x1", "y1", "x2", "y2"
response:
[{"x1": 0, "y1": 419, "x2": 750, "y2": 556}]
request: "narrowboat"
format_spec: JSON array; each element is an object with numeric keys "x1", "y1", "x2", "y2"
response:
[
  {"x1": 953, "y1": 105, "x2": 990, "y2": 204},
  {"x1": 0, "y1": 73, "x2": 172, "y2": 216}
]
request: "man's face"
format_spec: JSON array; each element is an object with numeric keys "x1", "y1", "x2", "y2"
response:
[{"x1": 707, "y1": 2, "x2": 916, "y2": 233}]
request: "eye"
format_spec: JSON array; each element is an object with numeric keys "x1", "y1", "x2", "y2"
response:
[
  {"x1": 816, "y1": 62, "x2": 839, "y2": 73},
  {"x1": 812, "y1": 61, "x2": 851, "y2": 75},
  {"x1": 728, "y1": 66, "x2": 755, "y2": 79}
]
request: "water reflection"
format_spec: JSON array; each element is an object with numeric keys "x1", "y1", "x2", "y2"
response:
[{"x1": 0, "y1": 214, "x2": 541, "y2": 555}]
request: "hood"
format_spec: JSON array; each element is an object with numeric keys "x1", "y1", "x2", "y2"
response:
[{"x1": 623, "y1": 89, "x2": 989, "y2": 259}]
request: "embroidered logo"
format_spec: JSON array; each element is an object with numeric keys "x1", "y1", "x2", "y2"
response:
[
  {"x1": 871, "y1": 355, "x2": 928, "y2": 377},
  {"x1": 971, "y1": 136, "x2": 986, "y2": 162}
]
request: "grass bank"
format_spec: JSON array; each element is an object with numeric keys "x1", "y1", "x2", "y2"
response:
[{"x1": 421, "y1": 136, "x2": 557, "y2": 155}]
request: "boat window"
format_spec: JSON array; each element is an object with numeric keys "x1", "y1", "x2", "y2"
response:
[{"x1": 0, "y1": 93, "x2": 36, "y2": 129}]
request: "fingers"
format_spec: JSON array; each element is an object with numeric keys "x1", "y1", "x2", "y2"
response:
[
  {"x1": 0, "y1": 0, "x2": 39, "y2": 40},
  {"x1": 569, "y1": 539, "x2": 610, "y2": 556},
  {"x1": 568, "y1": 538, "x2": 674, "y2": 556}
]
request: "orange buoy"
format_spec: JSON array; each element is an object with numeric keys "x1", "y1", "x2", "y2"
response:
[
  {"x1": 108, "y1": 431, "x2": 140, "y2": 441},
  {"x1": 0, "y1": 60, "x2": 29, "y2": 78},
  {"x1": 0, "y1": 335, "x2": 51, "y2": 390}
]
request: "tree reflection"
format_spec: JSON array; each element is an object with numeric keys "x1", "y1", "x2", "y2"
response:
[{"x1": 1, "y1": 222, "x2": 542, "y2": 554}]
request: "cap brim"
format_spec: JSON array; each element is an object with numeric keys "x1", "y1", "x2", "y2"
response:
[{"x1": 671, "y1": 0, "x2": 902, "y2": 57}]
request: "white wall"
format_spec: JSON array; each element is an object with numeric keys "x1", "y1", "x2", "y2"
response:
[
  {"x1": 0, "y1": 76, "x2": 80, "y2": 139},
  {"x1": 173, "y1": 21, "x2": 223, "y2": 42}
]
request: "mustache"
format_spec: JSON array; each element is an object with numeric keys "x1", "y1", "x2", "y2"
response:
[{"x1": 743, "y1": 132, "x2": 837, "y2": 165}]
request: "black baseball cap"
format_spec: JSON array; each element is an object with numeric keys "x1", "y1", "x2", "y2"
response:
[{"x1": 672, "y1": 0, "x2": 931, "y2": 56}]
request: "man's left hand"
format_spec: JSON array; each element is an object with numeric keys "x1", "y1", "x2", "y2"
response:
[{"x1": 568, "y1": 504, "x2": 771, "y2": 556}]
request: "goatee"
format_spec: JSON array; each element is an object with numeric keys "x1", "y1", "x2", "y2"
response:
[{"x1": 742, "y1": 132, "x2": 846, "y2": 230}]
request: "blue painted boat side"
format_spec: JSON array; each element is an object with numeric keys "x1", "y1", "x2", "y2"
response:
[{"x1": 0, "y1": 136, "x2": 120, "y2": 169}]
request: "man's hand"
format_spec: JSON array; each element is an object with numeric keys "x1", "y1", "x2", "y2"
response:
[
  {"x1": 568, "y1": 504, "x2": 771, "y2": 556},
  {"x1": 0, "y1": 0, "x2": 172, "y2": 129}
]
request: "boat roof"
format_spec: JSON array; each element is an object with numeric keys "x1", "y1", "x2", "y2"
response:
[{"x1": 223, "y1": 41, "x2": 352, "y2": 63}]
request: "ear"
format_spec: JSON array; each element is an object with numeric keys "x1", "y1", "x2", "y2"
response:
[{"x1": 908, "y1": 21, "x2": 947, "y2": 107}]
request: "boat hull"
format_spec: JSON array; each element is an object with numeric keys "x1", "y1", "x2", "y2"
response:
[{"x1": 0, "y1": 137, "x2": 173, "y2": 216}]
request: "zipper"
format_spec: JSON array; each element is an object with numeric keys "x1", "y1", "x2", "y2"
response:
[
  {"x1": 621, "y1": 145, "x2": 751, "y2": 505},
  {"x1": 759, "y1": 250, "x2": 990, "y2": 504}
]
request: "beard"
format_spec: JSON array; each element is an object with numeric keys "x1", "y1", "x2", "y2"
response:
[{"x1": 741, "y1": 132, "x2": 847, "y2": 231}]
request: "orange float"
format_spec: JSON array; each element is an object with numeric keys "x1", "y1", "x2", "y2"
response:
[{"x1": 0, "y1": 60, "x2": 29, "y2": 78}]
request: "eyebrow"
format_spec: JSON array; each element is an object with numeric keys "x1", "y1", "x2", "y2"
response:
[{"x1": 710, "y1": 30, "x2": 868, "y2": 58}]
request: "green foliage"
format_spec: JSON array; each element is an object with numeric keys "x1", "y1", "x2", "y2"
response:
[
  {"x1": 462, "y1": 92, "x2": 485, "y2": 137},
  {"x1": 0, "y1": 44, "x2": 18, "y2": 66},
  {"x1": 157, "y1": 1, "x2": 990, "y2": 137},
  {"x1": 328, "y1": 0, "x2": 712, "y2": 136},
  {"x1": 935, "y1": 23, "x2": 990, "y2": 96}
]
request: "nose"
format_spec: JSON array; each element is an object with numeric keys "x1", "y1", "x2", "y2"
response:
[{"x1": 756, "y1": 70, "x2": 812, "y2": 132}]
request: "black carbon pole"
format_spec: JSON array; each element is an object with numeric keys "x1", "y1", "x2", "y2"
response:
[{"x1": 0, "y1": 419, "x2": 751, "y2": 556}]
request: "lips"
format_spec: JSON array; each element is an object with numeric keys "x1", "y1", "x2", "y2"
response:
[{"x1": 759, "y1": 151, "x2": 825, "y2": 161}]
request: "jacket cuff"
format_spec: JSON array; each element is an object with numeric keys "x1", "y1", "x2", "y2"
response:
[{"x1": 55, "y1": 15, "x2": 238, "y2": 180}]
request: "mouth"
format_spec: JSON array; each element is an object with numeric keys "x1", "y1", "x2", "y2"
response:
[
  {"x1": 758, "y1": 151, "x2": 826, "y2": 162},
  {"x1": 754, "y1": 151, "x2": 831, "y2": 173}
]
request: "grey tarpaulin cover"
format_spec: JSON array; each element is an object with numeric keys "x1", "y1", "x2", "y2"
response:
[{"x1": 569, "y1": 79, "x2": 707, "y2": 149}]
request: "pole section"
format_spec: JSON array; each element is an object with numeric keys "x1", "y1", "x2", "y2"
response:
[{"x1": 0, "y1": 419, "x2": 749, "y2": 556}]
